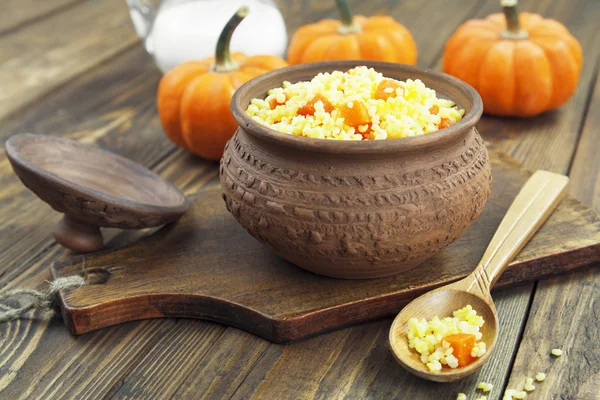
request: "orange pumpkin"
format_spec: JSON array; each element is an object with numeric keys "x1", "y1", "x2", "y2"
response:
[
  {"x1": 157, "y1": 7, "x2": 287, "y2": 160},
  {"x1": 287, "y1": 0, "x2": 417, "y2": 65},
  {"x1": 443, "y1": 0, "x2": 583, "y2": 118}
]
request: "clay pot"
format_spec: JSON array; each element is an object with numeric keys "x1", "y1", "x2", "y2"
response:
[{"x1": 221, "y1": 61, "x2": 490, "y2": 279}]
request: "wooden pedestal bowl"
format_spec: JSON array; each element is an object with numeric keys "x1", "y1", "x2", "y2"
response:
[
  {"x1": 5, "y1": 133, "x2": 189, "y2": 253},
  {"x1": 221, "y1": 61, "x2": 491, "y2": 279}
]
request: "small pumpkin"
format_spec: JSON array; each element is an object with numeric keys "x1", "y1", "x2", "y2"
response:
[
  {"x1": 157, "y1": 7, "x2": 288, "y2": 160},
  {"x1": 443, "y1": 0, "x2": 582, "y2": 118},
  {"x1": 287, "y1": 0, "x2": 417, "y2": 65}
]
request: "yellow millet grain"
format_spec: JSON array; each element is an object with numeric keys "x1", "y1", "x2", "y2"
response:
[
  {"x1": 524, "y1": 377, "x2": 536, "y2": 392},
  {"x1": 247, "y1": 66, "x2": 464, "y2": 141},
  {"x1": 407, "y1": 305, "x2": 486, "y2": 372},
  {"x1": 535, "y1": 372, "x2": 546, "y2": 382},
  {"x1": 551, "y1": 348, "x2": 563, "y2": 357},
  {"x1": 477, "y1": 382, "x2": 493, "y2": 393}
]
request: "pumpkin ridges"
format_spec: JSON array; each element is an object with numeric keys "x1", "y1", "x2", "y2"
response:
[
  {"x1": 300, "y1": 35, "x2": 345, "y2": 63},
  {"x1": 357, "y1": 33, "x2": 397, "y2": 62},
  {"x1": 289, "y1": 31, "x2": 342, "y2": 64},
  {"x1": 227, "y1": 72, "x2": 246, "y2": 90},
  {"x1": 444, "y1": 37, "x2": 497, "y2": 91},
  {"x1": 327, "y1": 35, "x2": 362, "y2": 60},
  {"x1": 444, "y1": 6, "x2": 582, "y2": 117},
  {"x1": 527, "y1": 24, "x2": 582, "y2": 74},
  {"x1": 478, "y1": 41, "x2": 517, "y2": 116},
  {"x1": 287, "y1": 34, "x2": 326, "y2": 64},
  {"x1": 157, "y1": 61, "x2": 212, "y2": 150},
  {"x1": 181, "y1": 73, "x2": 236, "y2": 160},
  {"x1": 287, "y1": 12, "x2": 416, "y2": 65},
  {"x1": 287, "y1": 21, "x2": 340, "y2": 64},
  {"x1": 527, "y1": 18, "x2": 571, "y2": 36},
  {"x1": 442, "y1": 25, "x2": 499, "y2": 61},
  {"x1": 530, "y1": 33, "x2": 583, "y2": 76},
  {"x1": 377, "y1": 28, "x2": 417, "y2": 64},
  {"x1": 518, "y1": 12, "x2": 545, "y2": 30},
  {"x1": 443, "y1": 29, "x2": 496, "y2": 62},
  {"x1": 443, "y1": 26, "x2": 496, "y2": 67},
  {"x1": 529, "y1": 36, "x2": 581, "y2": 110},
  {"x1": 513, "y1": 41, "x2": 553, "y2": 117},
  {"x1": 228, "y1": 70, "x2": 261, "y2": 89}
]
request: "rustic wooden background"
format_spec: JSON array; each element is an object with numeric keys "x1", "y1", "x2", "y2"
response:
[{"x1": 0, "y1": 0, "x2": 598, "y2": 399}]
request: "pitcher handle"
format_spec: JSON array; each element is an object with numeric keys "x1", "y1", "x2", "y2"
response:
[{"x1": 126, "y1": 0, "x2": 157, "y2": 43}]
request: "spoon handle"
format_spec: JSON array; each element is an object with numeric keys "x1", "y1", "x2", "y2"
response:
[{"x1": 469, "y1": 170, "x2": 569, "y2": 294}]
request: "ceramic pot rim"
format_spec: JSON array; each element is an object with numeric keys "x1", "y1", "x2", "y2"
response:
[{"x1": 231, "y1": 61, "x2": 483, "y2": 155}]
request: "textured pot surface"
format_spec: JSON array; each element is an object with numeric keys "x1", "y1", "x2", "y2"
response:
[{"x1": 221, "y1": 61, "x2": 491, "y2": 279}]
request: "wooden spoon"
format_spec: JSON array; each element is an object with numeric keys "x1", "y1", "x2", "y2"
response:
[{"x1": 389, "y1": 170, "x2": 569, "y2": 382}]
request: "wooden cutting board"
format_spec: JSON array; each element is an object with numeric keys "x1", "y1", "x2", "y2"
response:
[{"x1": 52, "y1": 150, "x2": 600, "y2": 343}]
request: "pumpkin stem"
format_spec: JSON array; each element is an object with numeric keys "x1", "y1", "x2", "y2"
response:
[
  {"x1": 500, "y1": 0, "x2": 529, "y2": 39},
  {"x1": 335, "y1": 0, "x2": 361, "y2": 34},
  {"x1": 213, "y1": 6, "x2": 249, "y2": 73}
]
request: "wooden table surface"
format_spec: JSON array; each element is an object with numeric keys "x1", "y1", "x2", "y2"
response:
[{"x1": 0, "y1": 0, "x2": 598, "y2": 399}]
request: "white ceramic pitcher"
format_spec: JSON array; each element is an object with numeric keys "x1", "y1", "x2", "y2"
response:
[{"x1": 125, "y1": 0, "x2": 288, "y2": 72}]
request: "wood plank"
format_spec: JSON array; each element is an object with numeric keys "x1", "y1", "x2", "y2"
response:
[
  {"x1": 0, "y1": 0, "x2": 82, "y2": 34},
  {"x1": 0, "y1": 0, "x2": 140, "y2": 122},
  {"x1": 0, "y1": 1, "x2": 597, "y2": 400},
  {"x1": 502, "y1": 58, "x2": 600, "y2": 400},
  {"x1": 230, "y1": 286, "x2": 532, "y2": 400},
  {"x1": 0, "y1": 316, "x2": 179, "y2": 399},
  {"x1": 502, "y1": 267, "x2": 600, "y2": 400},
  {"x1": 0, "y1": 242, "x2": 177, "y2": 399},
  {"x1": 115, "y1": 327, "x2": 268, "y2": 399},
  {"x1": 106, "y1": 320, "x2": 226, "y2": 399},
  {"x1": 570, "y1": 67, "x2": 600, "y2": 210}
]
